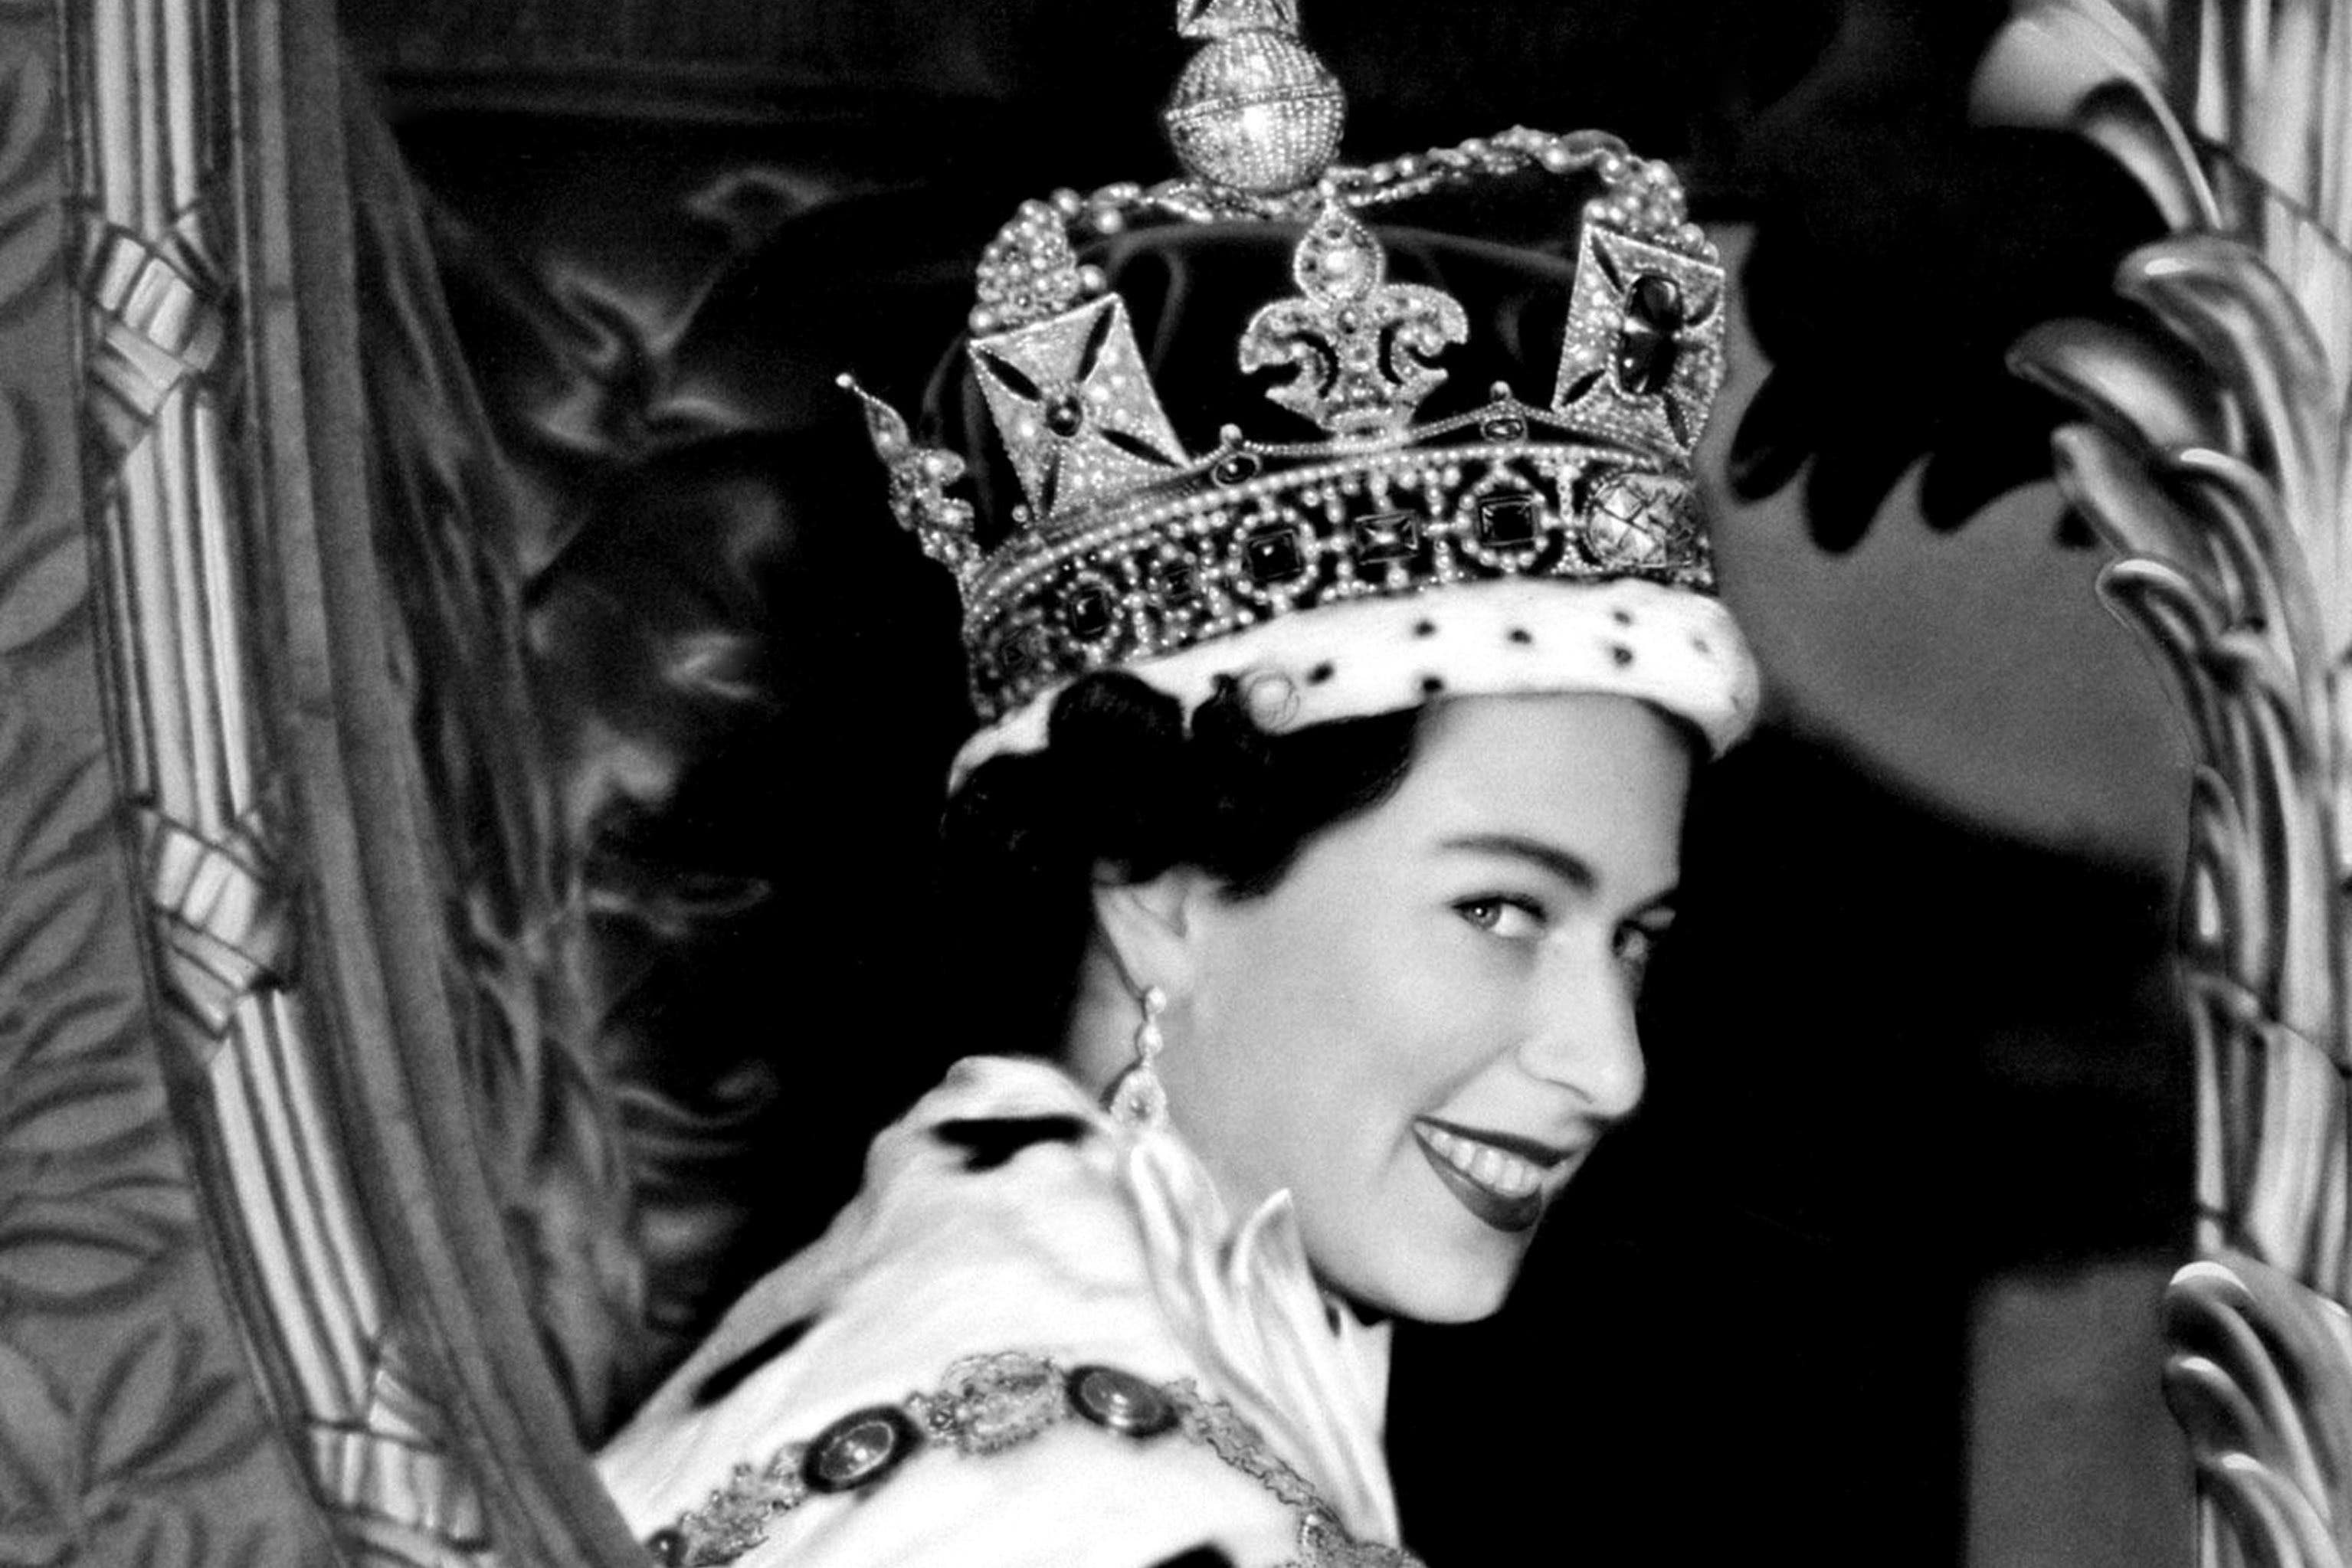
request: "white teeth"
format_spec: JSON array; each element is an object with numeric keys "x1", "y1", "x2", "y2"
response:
[{"x1": 1420, "y1": 1124, "x2": 1545, "y2": 1198}]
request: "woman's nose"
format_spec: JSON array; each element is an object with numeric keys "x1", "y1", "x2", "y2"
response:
[{"x1": 1515, "y1": 951, "x2": 1646, "y2": 1119}]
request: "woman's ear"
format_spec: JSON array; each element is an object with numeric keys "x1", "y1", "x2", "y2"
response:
[{"x1": 1089, "y1": 866, "x2": 1215, "y2": 1000}]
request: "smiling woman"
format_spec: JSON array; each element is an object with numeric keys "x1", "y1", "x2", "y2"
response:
[
  {"x1": 598, "y1": 681, "x2": 1725, "y2": 1567},
  {"x1": 588, "y1": 6, "x2": 1755, "y2": 1564},
  {"x1": 1080, "y1": 691, "x2": 1689, "y2": 1324}
]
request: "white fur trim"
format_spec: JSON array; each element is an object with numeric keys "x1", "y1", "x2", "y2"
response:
[{"x1": 949, "y1": 578, "x2": 1760, "y2": 789}]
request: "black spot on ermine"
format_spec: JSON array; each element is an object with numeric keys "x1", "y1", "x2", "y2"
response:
[
  {"x1": 693, "y1": 1318, "x2": 816, "y2": 1408},
  {"x1": 933, "y1": 1115, "x2": 1090, "y2": 1172}
]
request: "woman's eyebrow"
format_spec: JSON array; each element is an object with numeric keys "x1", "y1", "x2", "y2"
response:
[{"x1": 1437, "y1": 833, "x2": 1598, "y2": 893}]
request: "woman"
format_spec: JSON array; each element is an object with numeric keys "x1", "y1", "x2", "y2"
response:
[{"x1": 597, "y1": 9, "x2": 1756, "y2": 1564}]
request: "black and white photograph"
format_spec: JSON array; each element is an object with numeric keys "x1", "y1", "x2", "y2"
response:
[{"x1": 1, "y1": 2, "x2": 2345, "y2": 1564}]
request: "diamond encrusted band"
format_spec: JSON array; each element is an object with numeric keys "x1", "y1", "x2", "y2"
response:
[{"x1": 962, "y1": 406, "x2": 1708, "y2": 720}]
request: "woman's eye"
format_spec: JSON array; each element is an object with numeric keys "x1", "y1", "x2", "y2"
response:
[{"x1": 1456, "y1": 896, "x2": 1546, "y2": 940}]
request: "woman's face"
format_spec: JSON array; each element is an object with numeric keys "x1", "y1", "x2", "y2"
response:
[{"x1": 1149, "y1": 692, "x2": 1690, "y2": 1322}]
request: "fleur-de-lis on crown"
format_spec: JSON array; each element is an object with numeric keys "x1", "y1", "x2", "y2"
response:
[
  {"x1": 1238, "y1": 203, "x2": 1469, "y2": 438},
  {"x1": 837, "y1": 374, "x2": 981, "y2": 585}
]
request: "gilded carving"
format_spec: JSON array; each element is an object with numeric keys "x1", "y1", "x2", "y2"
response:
[
  {"x1": 0, "y1": 5, "x2": 329, "y2": 1564},
  {"x1": 2167, "y1": 1252, "x2": 2352, "y2": 1566},
  {"x1": 1987, "y1": 2, "x2": 2352, "y2": 1563},
  {"x1": 42, "y1": 0, "x2": 657, "y2": 1563},
  {"x1": 52, "y1": 0, "x2": 521, "y2": 1563}
]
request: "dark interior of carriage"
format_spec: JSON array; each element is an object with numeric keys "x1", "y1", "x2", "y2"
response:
[{"x1": 332, "y1": 2, "x2": 2193, "y2": 1560}]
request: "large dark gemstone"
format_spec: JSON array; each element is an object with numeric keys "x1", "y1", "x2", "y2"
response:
[
  {"x1": 803, "y1": 1406, "x2": 921, "y2": 1493},
  {"x1": 1351, "y1": 510, "x2": 1420, "y2": 564},
  {"x1": 1476, "y1": 493, "x2": 1539, "y2": 546},
  {"x1": 1068, "y1": 1365, "x2": 1178, "y2": 1438},
  {"x1": 1630, "y1": 274, "x2": 1683, "y2": 326},
  {"x1": 1614, "y1": 274, "x2": 1685, "y2": 396},
  {"x1": 1243, "y1": 525, "x2": 1307, "y2": 584},
  {"x1": 1066, "y1": 585, "x2": 1115, "y2": 640},
  {"x1": 1043, "y1": 390, "x2": 1087, "y2": 438},
  {"x1": 1211, "y1": 451, "x2": 1262, "y2": 486}
]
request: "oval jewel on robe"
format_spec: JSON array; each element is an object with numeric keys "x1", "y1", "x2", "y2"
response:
[
  {"x1": 1067, "y1": 1365, "x2": 1179, "y2": 1437},
  {"x1": 802, "y1": 1406, "x2": 921, "y2": 1493}
]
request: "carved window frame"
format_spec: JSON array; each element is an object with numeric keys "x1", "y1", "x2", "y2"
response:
[
  {"x1": 43, "y1": 0, "x2": 640, "y2": 1562},
  {"x1": 1981, "y1": 2, "x2": 2352, "y2": 1561}
]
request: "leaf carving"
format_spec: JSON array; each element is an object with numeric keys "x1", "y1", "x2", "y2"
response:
[
  {"x1": 0, "y1": 48, "x2": 58, "y2": 326},
  {"x1": 2166, "y1": 1253, "x2": 2352, "y2": 1566},
  {"x1": 0, "y1": 1516, "x2": 70, "y2": 1568},
  {"x1": 0, "y1": 43, "x2": 53, "y2": 197},
  {"x1": 116, "y1": 1504, "x2": 208, "y2": 1568},
  {"x1": 0, "y1": 1200, "x2": 173, "y2": 1261},
  {"x1": 225, "y1": 1520, "x2": 282, "y2": 1568},
  {"x1": 0, "y1": 755, "x2": 105, "y2": 883},
  {"x1": 0, "y1": 1229, "x2": 166, "y2": 1309},
  {"x1": 1, "y1": 984, "x2": 147, "y2": 1073},
  {"x1": 0, "y1": 523, "x2": 81, "y2": 656},
  {"x1": 2010, "y1": 315, "x2": 2226, "y2": 455},
  {"x1": 0, "y1": 387, "x2": 69, "y2": 656},
  {"x1": 0, "y1": 199, "x2": 59, "y2": 332},
  {"x1": 82, "y1": 1321, "x2": 259, "y2": 1487},
  {"x1": 1, "y1": 1060, "x2": 165, "y2": 1154},
  {"x1": 0, "y1": 1334, "x2": 72, "y2": 1540},
  {"x1": 0, "y1": 877, "x2": 113, "y2": 1018},
  {"x1": 1991, "y1": 7, "x2": 2352, "y2": 1563}
]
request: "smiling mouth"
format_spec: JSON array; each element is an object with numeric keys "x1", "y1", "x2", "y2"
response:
[{"x1": 1411, "y1": 1119, "x2": 1567, "y2": 1234}]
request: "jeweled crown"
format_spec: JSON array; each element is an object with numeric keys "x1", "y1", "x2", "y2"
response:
[{"x1": 844, "y1": 0, "x2": 1727, "y2": 727}]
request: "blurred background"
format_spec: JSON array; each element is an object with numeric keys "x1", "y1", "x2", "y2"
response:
[{"x1": 330, "y1": 2, "x2": 2195, "y2": 1560}]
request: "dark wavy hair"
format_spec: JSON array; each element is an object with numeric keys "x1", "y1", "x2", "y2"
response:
[{"x1": 936, "y1": 672, "x2": 1426, "y2": 1059}]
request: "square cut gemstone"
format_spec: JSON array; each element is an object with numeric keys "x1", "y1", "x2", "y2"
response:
[
  {"x1": 1351, "y1": 510, "x2": 1420, "y2": 564},
  {"x1": 1153, "y1": 559, "x2": 1201, "y2": 606},
  {"x1": 1615, "y1": 274, "x2": 1686, "y2": 397},
  {"x1": 1476, "y1": 493, "x2": 1540, "y2": 546},
  {"x1": 994, "y1": 628, "x2": 1045, "y2": 675},
  {"x1": 1243, "y1": 525, "x2": 1307, "y2": 584}
]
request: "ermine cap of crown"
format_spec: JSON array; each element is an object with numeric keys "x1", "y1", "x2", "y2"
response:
[{"x1": 841, "y1": 1, "x2": 1759, "y2": 783}]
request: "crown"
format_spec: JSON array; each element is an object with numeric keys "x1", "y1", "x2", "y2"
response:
[{"x1": 844, "y1": 0, "x2": 1731, "y2": 741}]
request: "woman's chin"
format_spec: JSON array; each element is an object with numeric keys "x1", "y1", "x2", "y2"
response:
[
  {"x1": 1394, "y1": 1272, "x2": 1516, "y2": 1324},
  {"x1": 1304, "y1": 1187, "x2": 1541, "y2": 1323},
  {"x1": 1343, "y1": 1243, "x2": 1524, "y2": 1324}
]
